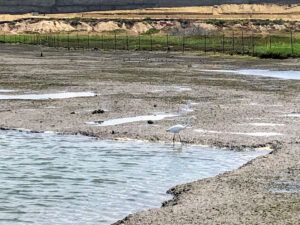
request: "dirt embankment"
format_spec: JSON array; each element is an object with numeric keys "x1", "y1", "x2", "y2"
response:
[
  {"x1": 1, "y1": 4, "x2": 300, "y2": 35},
  {"x1": 0, "y1": 18, "x2": 300, "y2": 35}
]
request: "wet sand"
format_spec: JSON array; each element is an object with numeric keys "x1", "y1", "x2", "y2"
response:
[{"x1": 0, "y1": 43, "x2": 299, "y2": 224}]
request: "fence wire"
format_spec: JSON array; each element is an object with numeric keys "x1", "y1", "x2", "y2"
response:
[{"x1": 0, "y1": 30, "x2": 298, "y2": 58}]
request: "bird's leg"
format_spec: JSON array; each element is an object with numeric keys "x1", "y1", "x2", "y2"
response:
[
  {"x1": 178, "y1": 134, "x2": 182, "y2": 142},
  {"x1": 173, "y1": 134, "x2": 175, "y2": 143}
]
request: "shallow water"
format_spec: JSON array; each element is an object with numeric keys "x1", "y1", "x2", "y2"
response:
[
  {"x1": 0, "y1": 92, "x2": 95, "y2": 100},
  {"x1": 201, "y1": 69, "x2": 300, "y2": 80},
  {"x1": 0, "y1": 130, "x2": 268, "y2": 225},
  {"x1": 86, "y1": 113, "x2": 177, "y2": 126}
]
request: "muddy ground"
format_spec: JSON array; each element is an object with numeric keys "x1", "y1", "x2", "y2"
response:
[{"x1": 0, "y1": 43, "x2": 299, "y2": 224}]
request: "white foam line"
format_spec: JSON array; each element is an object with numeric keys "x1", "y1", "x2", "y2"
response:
[
  {"x1": 194, "y1": 129, "x2": 283, "y2": 137},
  {"x1": 234, "y1": 132, "x2": 284, "y2": 137},
  {"x1": 174, "y1": 86, "x2": 192, "y2": 92},
  {"x1": 284, "y1": 113, "x2": 300, "y2": 118},
  {"x1": 0, "y1": 89, "x2": 15, "y2": 93},
  {"x1": 86, "y1": 114, "x2": 178, "y2": 127},
  {"x1": 194, "y1": 129, "x2": 223, "y2": 134},
  {"x1": 44, "y1": 106, "x2": 61, "y2": 109},
  {"x1": 247, "y1": 123, "x2": 285, "y2": 127},
  {"x1": 0, "y1": 92, "x2": 96, "y2": 100},
  {"x1": 200, "y1": 69, "x2": 300, "y2": 80}
]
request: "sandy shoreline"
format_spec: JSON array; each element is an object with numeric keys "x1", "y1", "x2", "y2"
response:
[{"x1": 0, "y1": 43, "x2": 299, "y2": 224}]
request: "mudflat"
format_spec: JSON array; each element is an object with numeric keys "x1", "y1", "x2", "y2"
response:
[{"x1": 0, "y1": 44, "x2": 299, "y2": 224}]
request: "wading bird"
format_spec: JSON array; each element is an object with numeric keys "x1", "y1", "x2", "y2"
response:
[
  {"x1": 166, "y1": 124, "x2": 186, "y2": 143},
  {"x1": 166, "y1": 116, "x2": 195, "y2": 143}
]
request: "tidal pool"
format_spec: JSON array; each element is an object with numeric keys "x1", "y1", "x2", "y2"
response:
[{"x1": 0, "y1": 130, "x2": 269, "y2": 225}]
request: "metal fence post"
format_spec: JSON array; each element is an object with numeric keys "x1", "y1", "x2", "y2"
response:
[
  {"x1": 77, "y1": 32, "x2": 79, "y2": 49},
  {"x1": 291, "y1": 29, "x2": 294, "y2": 55},
  {"x1": 138, "y1": 35, "x2": 141, "y2": 51},
  {"x1": 182, "y1": 35, "x2": 185, "y2": 53},
  {"x1": 114, "y1": 32, "x2": 117, "y2": 51},
  {"x1": 204, "y1": 33, "x2": 207, "y2": 54},
  {"x1": 67, "y1": 33, "x2": 70, "y2": 50},
  {"x1": 232, "y1": 31, "x2": 235, "y2": 54},
  {"x1": 166, "y1": 34, "x2": 169, "y2": 52},
  {"x1": 242, "y1": 30, "x2": 244, "y2": 55},
  {"x1": 251, "y1": 31, "x2": 255, "y2": 56},
  {"x1": 56, "y1": 34, "x2": 59, "y2": 48},
  {"x1": 222, "y1": 33, "x2": 225, "y2": 54}
]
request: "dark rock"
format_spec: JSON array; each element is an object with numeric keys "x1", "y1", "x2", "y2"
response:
[
  {"x1": 70, "y1": 111, "x2": 75, "y2": 114},
  {"x1": 94, "y1": 120, "x2": 104, "y2": 124},
  {"x1": 111, "y1": 130, "x2": 115, "y2": 135},
  {"x1": 154, "y1": 104, "x2": 157, "y2": 107},
  {"x1": 92, "y1": 109, "x2": 105, "y2": 114},
  {"x1": 147, "y1": 120, "x2": 154, "y2": 124}
]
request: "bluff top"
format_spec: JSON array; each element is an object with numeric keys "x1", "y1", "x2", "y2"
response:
[{"x1": 0, "y1": 0, "x2": 298, "y2": 14}]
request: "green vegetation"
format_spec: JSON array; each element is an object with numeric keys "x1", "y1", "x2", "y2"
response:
[
  {"x1": 0, "y1": 32, "x2": 298, "y2": 59},
  {"x1": 143, "y1": 28, "x2": 160, "y2": 35}
]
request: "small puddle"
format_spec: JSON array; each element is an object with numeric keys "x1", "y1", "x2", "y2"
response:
[
  {"x1": 86, "y1": 114, "x2": 177, "y2": 126},
  {"x1": 0, "y1": 92, "x2": 96, "y2": 100},
  {"x1": 200, "y1": 69, "x2": 300, "y2": 80},
  {"x1": 0, "y1": 130, "x2": 269, "y2": 225},
  {"x1": 195, "y1": 129, "x2": 283, "y2": 137}
]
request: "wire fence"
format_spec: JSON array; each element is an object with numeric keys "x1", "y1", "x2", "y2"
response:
[{"x1": 0, "y1": 30, "x2": 299, "y2": 58}]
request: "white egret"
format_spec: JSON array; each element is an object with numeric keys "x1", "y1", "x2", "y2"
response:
[
  {"x1": 166, "y1": 124, "x2": 187, "y2": 142},
  {"x1": 166, "y1": 116, "x2": 196, "y2": 143}
]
